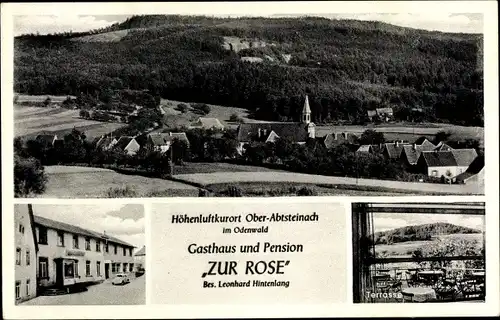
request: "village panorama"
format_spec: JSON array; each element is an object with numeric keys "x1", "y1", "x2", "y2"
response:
[{"x1": 13, "y1": 15, "x2": 484, "y2": 198}]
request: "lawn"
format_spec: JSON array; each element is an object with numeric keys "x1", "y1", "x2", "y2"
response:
[
  {"x1": 172, "y1": 171, "x2": 483, "y2": 195},
  {"x1": 172, "y1": 162, "x2": 284, "y2": 175},
  {"x1": 38, "y1": 166, "x2": 198, "y2": 198},
  {"x1": 14, "y1": 104, "x2": 126, "y2": 139}
]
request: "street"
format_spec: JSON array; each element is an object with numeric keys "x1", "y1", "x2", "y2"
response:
[{"x1": 22, "y1": 276, "x2": 145, "y2": 305}]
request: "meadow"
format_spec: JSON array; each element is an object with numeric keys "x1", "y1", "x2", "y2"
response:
[
  {"x1": 14, "y1": 103, "x2": 126, "y2": 139},
  {"x1": 38, "y1": 166, "x2": 198, "y2": 198}
]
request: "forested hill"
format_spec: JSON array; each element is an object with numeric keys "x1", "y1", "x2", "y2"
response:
[
  {"x1": 14, "y1": 15, "x2": 484, "y2": 126},
  {"x1": 372, "y1": 222, "x2": 481, "y2": 245}
]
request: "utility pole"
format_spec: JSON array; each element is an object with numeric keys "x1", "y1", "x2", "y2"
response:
[{"x1": 169, "y1": 140, "x2": 174, "y2": 176}]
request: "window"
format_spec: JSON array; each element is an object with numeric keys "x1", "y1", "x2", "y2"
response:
[
  {"x1": 39, "y1": 257, "x2": 49, "y2": 278},
  {"x1": 75, "y1": 261, "x2": 79, "y2": 276},
  {"x1": 85, "y1": 237, "x2": 91, "y2": 251},
  {"x1": 97, "y1": 261, "x2": 101, "y2": 276},
  {"x1": 105, "y1": 242, "x2": 109, "y2": 253},
  {"x1": 114, "y1": 244, "x2": 117, "y2": 254},
  {"x1": 73, "y1": 235, "x2": 79, "y2": 249},
  {"x1": 57, "y1": 231, "x2": 64, "y2": 247},
  {"x1": 123, "y1": 263, "x2": 128, "y2": 272},
  {"x1": 26, "y1": 250, "x2": 30, "y2": 266},
  {"x1": 111, "y1": 263, "x2": 116, "y2": 273},
  {"x1": 26, "y1": 279, "x2": 30, "y2": 296},
  {"x1": 129, "y1": 248, "x2": 133, "y2": 256},
  {"x1": 16, "y1": 248, "x2": 21, "y2": 265},
  {"x1": 96, "y1": 240, "x2": 101, "y2": 252},
  {"x1": 15, "y1": 281, "x2": 20, "y2": 299},
  {"x1": 432, "y1": 170, "x2": 438, "y2": 177},
  {"x1": 86, "y1": 261, "x2": 91, "y2": 277},
  {"x1": 37, "y1": 227, "x2": 48, "y2": 245},
  {"x1": 123, "y1": 247, "x2": 126, "y2": 256},
  {"x1": 129, "y1": 263, "x2": 134, "y2": 272},
  {"x1": 19, "y1": 223, "x2": 25, "y2": 234}
]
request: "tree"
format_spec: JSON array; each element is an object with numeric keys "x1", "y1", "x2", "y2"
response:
[
  {"x1": 14, "y1": 155, "x2": 48, "y2": 197},
  {"x1": 176, "y1": 103, "x2": 189, "y2": 113},
  {"x1": 43, "y1": 96, "x2": 52, "y2": 107},
  {"x1": 433, "y1": 131, "x2": 452, "y2": 145},
  {"x1": 359, "y1": 129, "x2": 385, "y2": 145}
]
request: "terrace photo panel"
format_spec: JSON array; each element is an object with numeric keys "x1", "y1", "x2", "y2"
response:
[
  {"x1": 352, "y1": 202, "x2": 486, "y2": 303},
  {"x1": 12, "y1": 12, "x2": 484, "y2": 198}
]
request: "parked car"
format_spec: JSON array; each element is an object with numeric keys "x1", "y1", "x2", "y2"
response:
[{"x1": 112, "y1": 273, "x2": 130, "y2": 285}]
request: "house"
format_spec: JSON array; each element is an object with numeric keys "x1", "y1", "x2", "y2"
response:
[
  {"x1": 35, "y1": 134, "x2": 58, "y2": 146},
  {"x1": 134, "y1": 246, "x2": 146, "y2": 274},
  {"x1": 33, "y1": 214, "x2": 136, "y2": 292},
  {"x1": 15, "y1": 204, "x2": 38, "y2": 304},
  {"x1": 416, "y1": 148, "x2": 478, "y2": 180},
  {"x1": 367, "y1": 110, "x2": 377, "y2": 121},
  {"x1": 356, "y1": 145, "x2": 374, "y2": 154},
  {"x1": 376, "y1": 107, "x2": 394, "y2": 120},
  {"x1": 94, "y1": 135, "x2": 118, "y2": 151},
  {"x1": 190, "y1": 117, "x2": 225, "y2": 131},
  {"x1": 367, "y1": 108, "x2": 394, "y2": 122},
  {"x1": 236, "y1": 95, "x2": 315, "y2": 154},
  {"x1": 400, "y1": 139, "x2": 437, "y2": 166},
  {"x1": 323, "y1": 132, "x2": 358, "y2": 149},
  {"x1": 144, "y1": 132, "x2": 190, "y2": 153},
  {"x1": 114, "y1": 136, "x2": 141, "y2": 155}
]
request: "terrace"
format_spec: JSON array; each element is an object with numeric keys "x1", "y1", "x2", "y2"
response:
[{"x1": 352, "y1": 202, "x2": 486, "y2": 303}]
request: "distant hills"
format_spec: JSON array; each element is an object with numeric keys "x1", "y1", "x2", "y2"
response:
[
  {"x1": 372, "y1": 222, "x2": 481, "y2": 245},
  {"x1": 14, "y1": 15, "x2": 483, "y2": 126}
]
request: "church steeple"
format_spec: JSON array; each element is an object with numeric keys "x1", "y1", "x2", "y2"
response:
[{"x1": 302, "y1": 95, "x2": 311, "y2": 124}]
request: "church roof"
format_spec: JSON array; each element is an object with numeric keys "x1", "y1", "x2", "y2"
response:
[
  {"x1": 237, "y1": 122, "x2": 308, "y2": 143},
  {"x1": 302, "y1": 95, "x2": 311, "y2": 114}
]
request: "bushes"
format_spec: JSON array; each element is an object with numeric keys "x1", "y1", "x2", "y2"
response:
[
  {"x1": 14, "y1": 155, "x2": 48, "y2": 197},
  {"x1": 106, "y1": 185, "x2": 138, "y2": 198},
  {"x1": 296, "y1": 186, "x2": 318, "y2": 196},
  {"x1": 191, "y1": 103, "x2": 211, "y2": 115}
]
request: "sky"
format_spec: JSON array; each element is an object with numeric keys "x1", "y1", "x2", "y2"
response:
[
  {"x1": 30, "y1": 204, "x2": 145, "y2": 251},
  {"x1": 13, "y1": 12, "x2": 483, "y2": 37},
  {"x1": 373, "y1": 212, "x2": 485, "y2": 233}
]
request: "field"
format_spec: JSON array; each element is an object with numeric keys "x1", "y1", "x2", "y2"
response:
[
  {"x1": 38, "y1": 166, "x2": 198, "y2": 198},
  {"x1": 172, "y1": 171, "x2": 483, "y2": 195},
  {"x1": 14, "y1": 103, "x2": 126, "y2": 139}
]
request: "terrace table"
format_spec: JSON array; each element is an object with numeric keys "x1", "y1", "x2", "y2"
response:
[{"x1": 401, "y1": 287, "x2": 437, "y2": 302}]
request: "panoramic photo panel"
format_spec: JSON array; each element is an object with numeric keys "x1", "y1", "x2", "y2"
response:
[
  {"x1": 352, "y1": 202, "x2": 485, "y2": 303},
  {"x1": 14, "y1": 203, "x2": 145, "y2": 305},
  {"x1": 13, "y1": 12, "x2": 484, "y2": 197}
]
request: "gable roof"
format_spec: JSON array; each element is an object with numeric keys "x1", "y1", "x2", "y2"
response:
[
  {"x1": 421, "y1": 151, "x2": 457, "y2": 167},
  {"x1": 191, "y1": 118, "x2": 224, "y2": 129},
  {"x1": 148, "y1": 132, "x2": 190, "y2": 146},
  {"x1": 384, "y1": 142, "x2": 410, "y2": 159},
  {"x1": 402, "y1": 141, "x2": 438, "y2": 165},
  {"x1": 434, "y1": 142, "x2": 454, "y2": 151},
  {"x1": 95, "y1": 136, "x2": 117, "y2": 149},
  {"x1": 356, "y1": 145, "x2": 372, "y2": 153},
  {"x1": 34, "y1": 215, "x2": 135, "y2": 248},
  {"x1": 450, "y1": 149, "x2": 478, "y2": 167},
  {"x1": 324, "y1": 132, "x2": 358, "y2": 148},
  {"x1": 135, "y1": 246, "x2": 146, "y2": 256},
  {"x1": 169, "y1": 132, "x2": 190, "y2": 145},
  {"x1": 115, "y1": 136, "x2": 135, "y2": 150},
  {"x1": 237, "y1": 122, "x2": 308, "y2": 143},
  {"x1": 376, "y1": 107, "x2": 393, "y2": 114},
  {"x1": 466, "y1": 155, "x2": 484, "y2": 174}
]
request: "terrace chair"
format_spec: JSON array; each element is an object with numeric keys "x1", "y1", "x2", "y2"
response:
[
  {"x1": 435, "y1": 279, "x2": 457, "y2": 301},
  {"x1": 401, "y1": 291, "x2": 414, "y2": 303},
  {"x1": 405, "y1": 270, "x2": 419, "y2": 287}
]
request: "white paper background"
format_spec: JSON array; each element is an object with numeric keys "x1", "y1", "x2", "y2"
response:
[{"x1": 151, "y1": 202, "x2": 347, "y2": 304}]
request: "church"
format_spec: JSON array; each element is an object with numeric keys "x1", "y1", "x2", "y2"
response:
[{"x1": 236, "y1": 95, "x2": 316, "y2": 154}]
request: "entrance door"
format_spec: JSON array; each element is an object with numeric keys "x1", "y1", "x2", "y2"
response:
[
  {"x1": 105, "y1": 263, "x2": 110, "y2": 279},
  {"x1": 55, "y1": 260, "x2": 64, "y2": 287}
]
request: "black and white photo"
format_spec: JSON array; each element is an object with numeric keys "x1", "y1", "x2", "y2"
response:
[
  {"x1": 14, "y1": 203, "x2": 145, "y2": 305},
  {"x1": 352, "y1": 202, "x2": 486, "y2": 303},
  {"x1": 12, "y1": 11, "x2": 485, "y2": 198}
]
